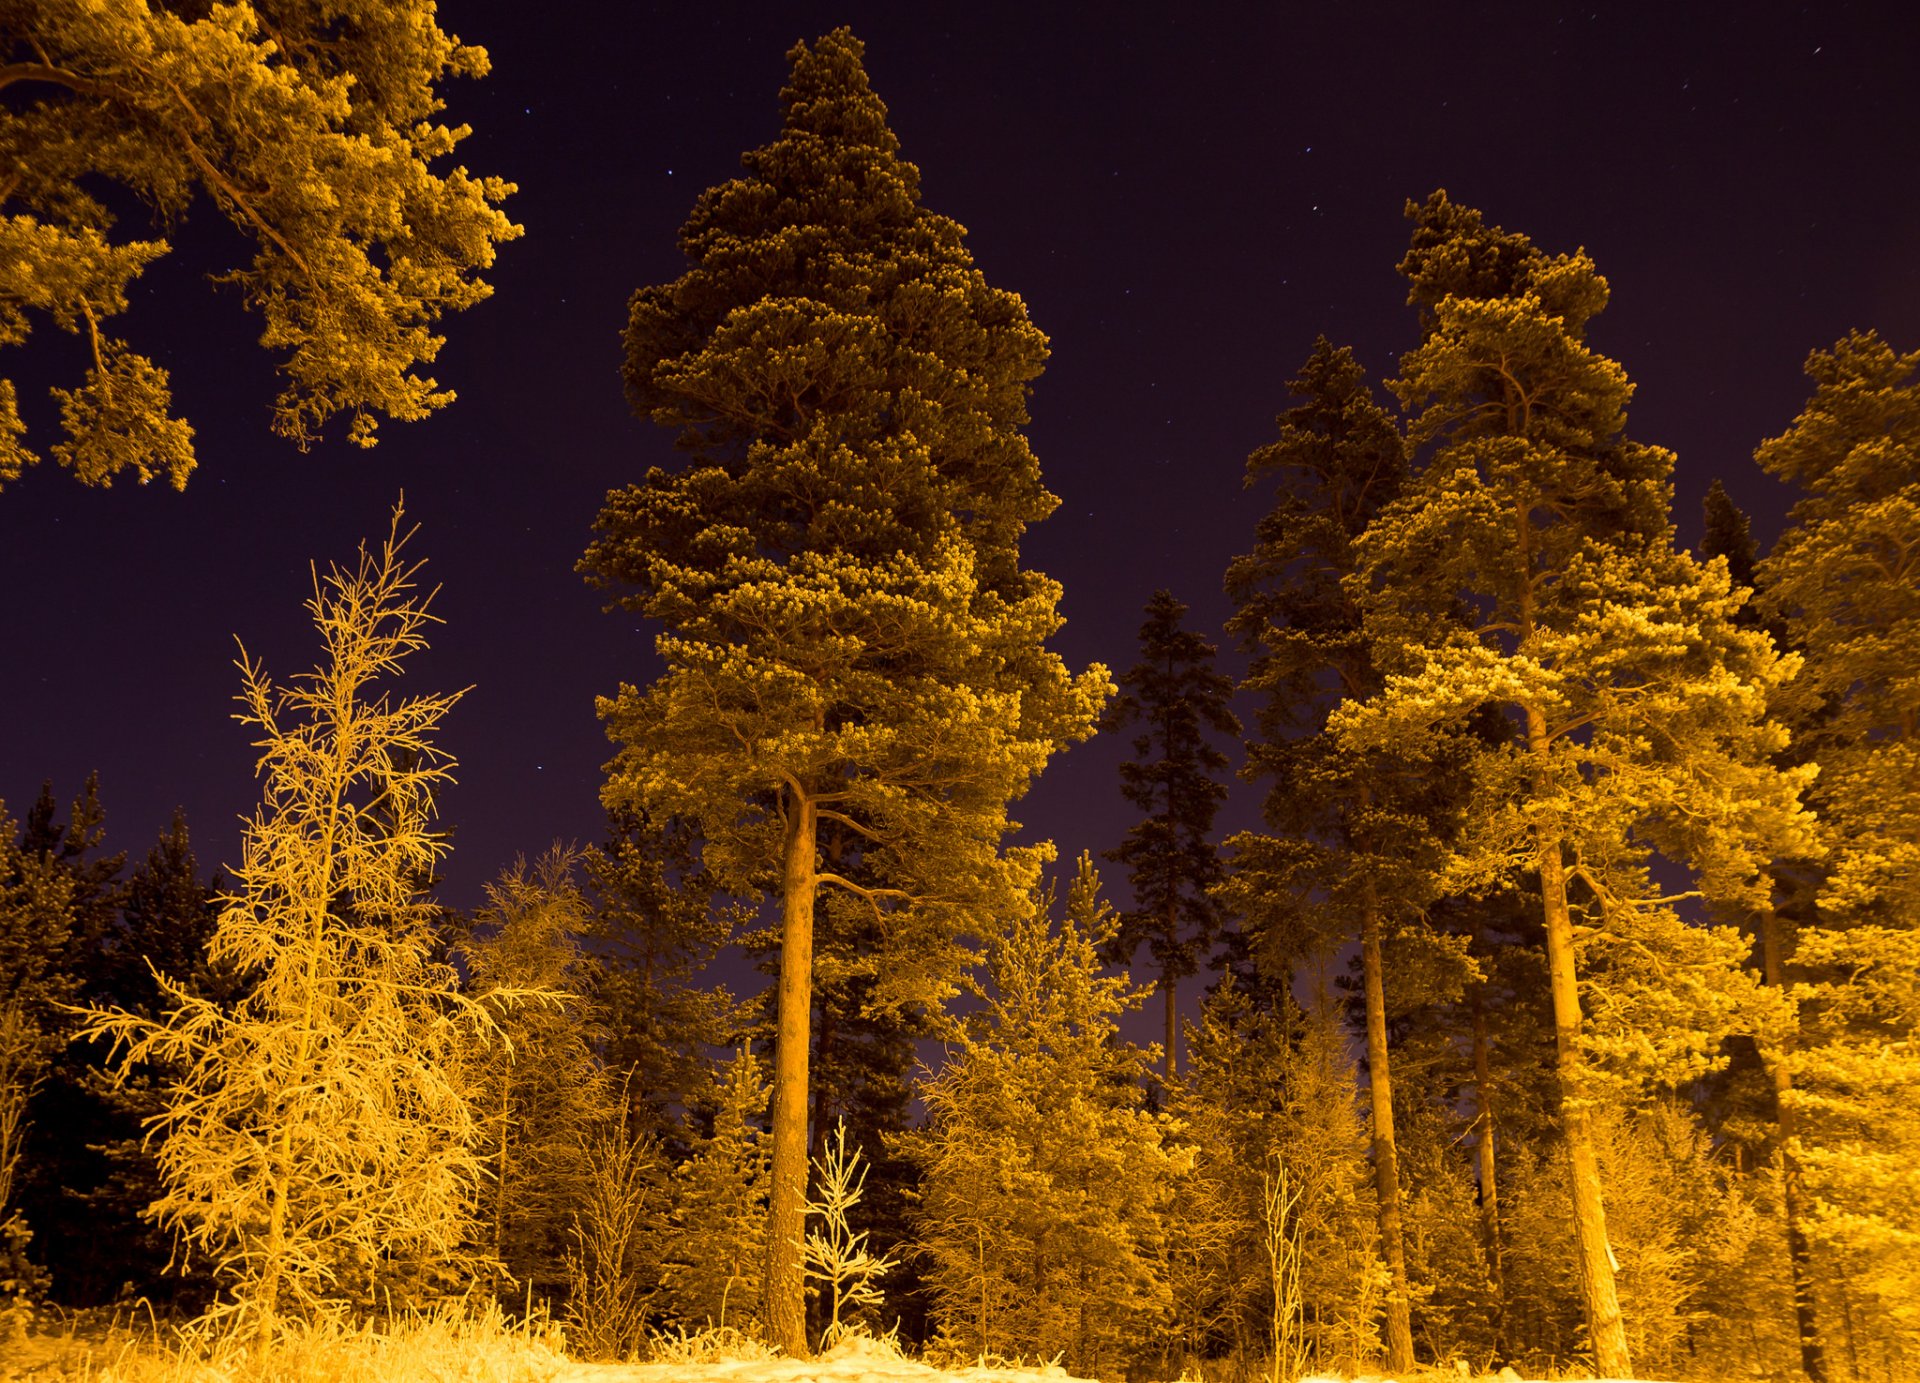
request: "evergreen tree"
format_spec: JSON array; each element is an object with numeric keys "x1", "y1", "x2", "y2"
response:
[
  {"x1": 1702, "y1": 479, "x2": 1759, "y2": 594},
  {"x1": 1102, "y1": 589, "x2": 1238, "y2": 1080},
  {"x1": 0, "y1": 0, "x2": 519, "y2": 487},
  {"x1": 586, "y1": 809, "x2": 737, "y2": 1147},
  {"x1": 80, "y1": 511, "x2": 539, "y2": 1343},
  {"x1": 2, "y1": 776, "x2": 125, "y2": 1305},
  {"x1": 1221, "y1": 337, "x2": 1438, "y2": 1371},
  {"x1": 459, "y1": 850, "x2": 609, "y2": 1301},
  {"x1": 582, "y1": 29, "x2": 1107, "y2": 1352},
  {"x1": 1756, "y1": 330, "x2": 1920, "y2": 1370},
  {"x1": 662, "y1": 1046, "x2": 770, "y2": 1333},
  {"x1": 60, "y1": 810, "x2": 226, "y2": 1308},
  {"x1": 903, "y1": 856, "x2": 1177, "y2": 1377},
  {"x1": 1169, "y1": 980, "x2": 1385, "y2": 1378},
  {"x1": 1334, "y1": 192, "x2": 1815, "y2": 1377}
]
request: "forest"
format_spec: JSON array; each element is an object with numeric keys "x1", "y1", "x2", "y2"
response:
[{"x1": 1, "y1": 8, "x2": 1916, "y2": 1383}]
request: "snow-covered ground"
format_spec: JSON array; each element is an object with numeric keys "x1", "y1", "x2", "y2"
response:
[
  {"x1": 548, "y1": 1336, "x2": 1674, "y2": 1383},
  {"x1": 552, "y1": 1335, "x2": 1092, "y2": 1383}
]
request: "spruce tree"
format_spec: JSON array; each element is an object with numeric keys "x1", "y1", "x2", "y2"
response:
[
  {"x1": 1756, "y1": 330, "x2": 1920, "y2": 1369},
  {"x1": 459, "y1": 850, "x2": 610, "y2": 1300},
  {"x1": 663, "y1": 1046, "x2": 770, "y2": 1333},
  {"x1": 903, "y1": 856, "x2": 1177, "y2": 1376},
  {"x1": 582, "y1": 29, "x2": 1107, "y2": 1352},
  {"x1": 1103, "y1": 590, "x2": 1238, "y2": 1080},
  {"x1": 586, "y1": 808, "x2": 736, "y2": 1147},
  {"x1": 62, "y1": 810, "x2": 226, "y2": 1307},
  {"x1": 2, "y1": 777, "x2": 126, "y2": 1305},
  {"x1": 1334, "y1": 192, "x2": 1815, "y2": 1377},
  {"x1": 1170, "y1": 981, "x2": 1384, "y2": 1377}
]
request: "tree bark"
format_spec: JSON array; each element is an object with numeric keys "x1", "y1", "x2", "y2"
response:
[
  {"x1": 1527, "y1": 705, "x2": 1631, "y2": 1379},
  {"x1": 1360, "y1": 893, "x2": 1415, "y2": 1374},
  {"x1": 1761, "y1": 911, "x2": 1826, "y2": 1383},
  {"x1": 767, "y1": 791, "x2": 817, "y2": 1357},
  {"x1": 1163, "y1": 967, "x2": 1178, "y2": 1082},
  {"x1": 1468, "y1": 983, "x2": 1505, "y2": 1310}
]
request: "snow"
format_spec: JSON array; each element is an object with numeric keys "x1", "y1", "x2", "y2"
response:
[
  {"x1": 552, "y1": 1335, "x2": 1093, "y2": 1383},
  {"x1": 549, "y1": 1337, "x2": 1676, "y2": 1383}
]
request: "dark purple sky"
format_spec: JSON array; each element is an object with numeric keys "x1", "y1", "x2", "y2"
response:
[{"x1": 4, "y1": 2, "x2": 1917, "y2": 966}]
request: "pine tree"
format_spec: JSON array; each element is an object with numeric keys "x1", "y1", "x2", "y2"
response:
[
  {"x1": 663, "y1": 1046, "x2": 770, "y2": 1333},
  {"x1": 79, "y1": 510, "x2": 540, "y2": 1344},
  {"x1": 459, "y1": 849, "x2": 610, "y2": 1301},
  {"x1": 903, "y1": 856, "x2": 1178, "y2": 1377},
  {"x1": 2, "y1": 776, "x2": 126, "y2": 1305},
  {"x1": 587, "y1": 809, "x2": 737, "y2": 1147},
  {"x1": 581, "y1": 29, "x2": 1107, "y2": 1353},
  {"x1": 1103, "y1": 590, "x2": 1238, "y2": 1080},
  {"x1": 1755, "y1": 330, "x2": 1920, "y2": 1370},
  {"x1": 1221, "y1": 337, "x2": 1438, "y2": 1371},
  {"x1": 1334, "y1": 192, "x2": 1816, "y2": 1377},
  {"x1": 61, "y1": 810, "x2": 227, "y2": 1308},
  {"x1": 0, "y1": 1, "x2": 519, "y2": 487}
]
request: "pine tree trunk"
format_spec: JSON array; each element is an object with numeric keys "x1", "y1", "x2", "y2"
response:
[
  {"x1": 1164, "y1": 967, "x2": 1178, "y2": 1082},
  {"x1": 1527, "y1": 706, "x2": 1631, "y2": 1379},
  {"x1": 1360, "y1": 894, "x2": 1414, "y2": 1373},
  {"x1": 767, "y1": 791, "x2": 817, "y2": 1357},
  {"x1": 1468, "y1": 984, "x2": 1505, "y2": 1312},
  {"x1": 1761, "y1": 911, "x2": 1826, "y2": 1383}
]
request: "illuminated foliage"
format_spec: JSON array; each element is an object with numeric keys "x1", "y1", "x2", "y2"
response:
[
  {"x1": 1758, "y1": 332, "x2": 1920, "y2": 1369},
  {"x1": 80, "y1": 511, "x2": 545, "y2": 1343},
  {"x1": 1167, "y1": 982, "x2": 1387, "y2": 1376},
  {"x1": 902, "y1": 857, "x2": 1177, "y2": 1377},
  {"x1": 583, "y1": 28, "x2": 1106, "y2": 1353},
  {"x1": 1334, "y1": 192, "x2": 1815, "y2": 1377},
  {"x1": 1220, "y1": 338, "x2": 1434, "y2": 1371},
  {"x1": 0, "y1": 0, "x2": 520, "y2": 488},
  {"x1": 459, "y1": 850, "x2": 609, "y2": 1300},
  {"x1": 662, "y1": 1046, "x2": 769, "y2": 1333}
]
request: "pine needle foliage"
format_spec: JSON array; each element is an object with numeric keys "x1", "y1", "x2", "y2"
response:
[
  {"x1": 0, "y1": 1, "x2": 521, "y2": 487},
  {"x1": 1756, "y1": 331, "x2": 1920, "y2": 1372},
  {"x1": 904, "y1": 855, "x2": 1178, "y2": 1378},
  {"x1": 1334, "y1": 191, "x2": 1817, "y2": 1377},
  {"x1": 78, "y1": 508, "x2": 543, "y2": 1345}
]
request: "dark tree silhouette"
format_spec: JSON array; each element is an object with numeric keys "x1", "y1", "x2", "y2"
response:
[{"x1": 1103, "y1": 590, "x2": 1237, "y2": 1080}]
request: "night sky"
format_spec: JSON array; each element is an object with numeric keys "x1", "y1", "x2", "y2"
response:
[{"x1": 5, "y1": 2, "x2": 1917, "y2": 990}]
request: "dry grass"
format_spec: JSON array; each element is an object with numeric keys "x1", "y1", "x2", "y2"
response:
[{"x1": 3, "y1": 1299, "x2": 570, "y2": 1383}]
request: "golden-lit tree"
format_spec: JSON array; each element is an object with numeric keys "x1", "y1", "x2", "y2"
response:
[
  {"x1": 584, "y1": 29, "x2": 1106, "y2": 1353},
  {"x1": 1335, "y1": 193, "x2": 1816, "y2": 1377},
  {"x1": 1757, "y1": 331, "x2": 1920, "y2": 1371},
  {"x1": 81, "y1": 509, "x2": 541, "y2": 1345},
  {"x1": 0, "y1": 2, "x2": 520, "y2": 488},
  {"x1": 459, "y1": 849, "x2": 609, "y2": 1300},
  {"x1": 902, "y1": 857, "x2": 1178, "y2": 1377}
]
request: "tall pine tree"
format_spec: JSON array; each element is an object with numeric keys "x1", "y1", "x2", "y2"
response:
[
  {"x1": 1756, "y1": 330, "x2": 1920, "y2": 1370},
  {"x1": 581, "y1": 30, "x2": 1107, "y2": 1353},
  {"x1": 1103, "y1": 589, "x2": 1238, "y2": 1079},
  {"x1": 1221, "y1": 337, "x2": 1433, "y2": 1371},
  {"x1": 1334, "y1": 193, "x2": 1815, "y2": 1377}
]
